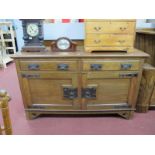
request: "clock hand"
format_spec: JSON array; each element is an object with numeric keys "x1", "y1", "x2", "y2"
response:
[{"x1": 30, "y1": 27, "x2": 33, "y2": 31}]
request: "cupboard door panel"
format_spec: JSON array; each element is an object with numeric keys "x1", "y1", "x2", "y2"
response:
[
  {"x1": 21, "y1": 72, "x2": 80, "y2": 110},
  {"x1": 82, "y1": 71, "x2": 139, "y2": 110}
]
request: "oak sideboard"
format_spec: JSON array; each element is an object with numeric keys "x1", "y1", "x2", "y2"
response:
[{"x1": 12, "y1": 49, "x2": 149, "y2": 119}]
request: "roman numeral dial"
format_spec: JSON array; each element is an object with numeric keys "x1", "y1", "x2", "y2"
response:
[{"x1": 27, "y1": 23, "x2": 39, "y2": 37}]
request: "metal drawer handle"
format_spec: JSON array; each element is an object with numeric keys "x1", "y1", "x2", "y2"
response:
[
  {"x1": 57, "y1": 64, "x2": 69, "y2": 71},
  {"x1": 90, "y1": 64, "x2": 102, "y2": 71},
  {"x1": 94, "y1": 40, "x2": 101, "y2": 44},
  {"x1": 119, "y1": 73, "x2": 138, "y2": 78},
  {"x1": 121, "y1": 64, "x2": 132, "y2": 70},
  {"x1": 94, "y1": 26, "x2": 101, "y2": 31},
  {"x1": 28, "y1": 64, "x2": 40, "y2": 70},
  {"x1": 118, "y1": 40, "x2": 126, "y2": 44},
  {"x1": 120, "y1": 27, "x2": 127, "y2": 31}
]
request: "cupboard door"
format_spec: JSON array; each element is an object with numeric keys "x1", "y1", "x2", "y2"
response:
[
  {"x1": 20, "y1": 72, "x2": 80, "y2": 110},
  {"x1": 81, "y1": 71, "x2": 139, "y2": 110}
]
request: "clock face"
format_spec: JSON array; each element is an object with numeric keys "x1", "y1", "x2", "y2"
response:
[
  {"x1": 56, "y1": 38, "x2": 71, "y2": 50},
  {"x1": 27, "y1": 23, "x2": 39, "y2": 37}
]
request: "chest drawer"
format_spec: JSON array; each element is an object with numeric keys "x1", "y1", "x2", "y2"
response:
[
  {"x1": 82, "y1": 60, "x2": 140, "y2": 71},
  {"x1": 85, "y1": 34, "x2": 134, "y2": 47},
  {"x1": 19, "y1": 60, "x2": 78, "y2": 71},
  {"x1": 85, "y1": 21, "x2": 135, "y2": 34}
]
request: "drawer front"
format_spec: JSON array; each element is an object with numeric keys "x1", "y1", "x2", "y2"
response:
[
  {"x1": 20, "y1": 60, "x2": 78, "y2": 71},
  {"x1": 85, "y1": 21, "x2": 135, "y2": 34},
  {"x1": 85, "y1": 34, "x2": 134, "y2": 47},
  {"x1": 82, "y1": 60, "x2": 140, "y2": 71}
]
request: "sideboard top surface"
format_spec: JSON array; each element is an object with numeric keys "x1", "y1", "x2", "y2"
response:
[{"x1": 11, "y1": 48, "x2": 149, "y2": 59}]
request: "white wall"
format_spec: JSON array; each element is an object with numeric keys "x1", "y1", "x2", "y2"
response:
[
  {"x1": 136, "y1": 19, "x2": 155, "y2": 28},
  {"x1": 12, "y1": 19, "x2": 155, "y2": 51},
  {"x1": 44, "y1": 23, "x2": 85, "y2": 40}
]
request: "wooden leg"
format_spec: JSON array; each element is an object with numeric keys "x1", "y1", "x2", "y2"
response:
[
  {"x1": 25, "y1": 111, "x2": 41, "y2": 120},
  {"x1": 118, "y1": 111, "x2": 134, "y2": 119},
  {"x1": 5, "y1": 128, "x2": 12, "y2": 135},
  {"x1": 136, "y1": 105, "x2": 149, "y2": 113},
  {"x1": 0, "y1": 89, "x2": 12, "y2": 135}
]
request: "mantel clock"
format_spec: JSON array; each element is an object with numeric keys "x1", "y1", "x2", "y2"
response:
[{"x1": 21, "y1": 19, "x2": 46, "y2": 52}]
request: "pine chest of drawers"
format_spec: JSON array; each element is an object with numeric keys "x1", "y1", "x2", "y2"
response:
[
  {"x1": 12, "y1": 49, "x2": 149, "y2": 119},
  {"x1": 84, "y1": 19, "x2": 136, "y2": 52}
]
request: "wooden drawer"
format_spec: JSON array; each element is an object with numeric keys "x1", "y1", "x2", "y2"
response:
[
  {"x1": 82, "y1": 60, "x2": 140, "y2": 71},
  {"x1": 85, "y1": 34, "x2": 134, "y2": 47},
  {"x1": 19, "y1": 60, "x2": 78, "y2": 71},
  {"x1": 85, "y1": 19, "x2": 136, "y2": 22},
  {"x1": 85, "y1": 21, "x2": 135, "y2": 34}
]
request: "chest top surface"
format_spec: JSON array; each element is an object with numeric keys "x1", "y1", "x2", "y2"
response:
[{"x1": 11, "y1": 48, "x2": 149, "y2": 59}]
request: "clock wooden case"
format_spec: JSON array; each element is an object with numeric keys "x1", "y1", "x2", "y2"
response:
[
  {"x1": 51, "y1": 37, "x2": 77, "y2": 52},
  {"x1": 21, "y1": 19, "x2": 46, "y2": 52}
]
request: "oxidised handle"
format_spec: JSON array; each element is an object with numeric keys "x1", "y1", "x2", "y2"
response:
[
  {"x1": 82, "y1": 87, "x2": 96, "y2": 99},
  {"x1": 22, "y1": 74, "x2": 40, "y2": 78},
  {"x1": 119, "y1": 73, "x2": 138, "y2": 78},
  {"x1": 121, "y1": 64, "x2": 132, "y2": 70},
  {"x1": 63, "y1": 87, "x2": 78, "y2": 99},
  {"x1": 28, "y1": 64, "x2": 40, "y2": 70},
  {"x1": 90, "y1": 64, "x2": 102, "y2": 71},
  {"x1": 57, "y1": 64, "x2": 69, "y2": 71}
]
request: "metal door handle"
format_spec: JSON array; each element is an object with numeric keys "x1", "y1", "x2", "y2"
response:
[
  {"x1": 63, "y1": 87, "x2": 78, "y2": 99},
  {"x1": 82, "y1": 87, "x2": 97, "y2": 99}
]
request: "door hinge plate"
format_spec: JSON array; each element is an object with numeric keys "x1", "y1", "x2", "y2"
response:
[{"x1": 119, "y1": 73, "x2": 138, "y2": 78}]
